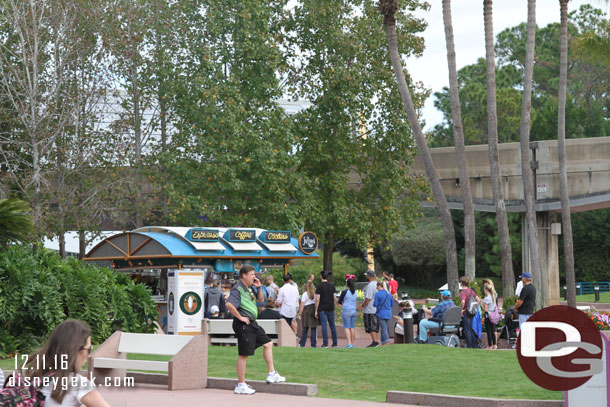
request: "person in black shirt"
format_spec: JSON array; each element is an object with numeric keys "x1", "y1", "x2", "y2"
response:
[
  {"x1": 315, "y1": 271, "x2": 338, "y2": 348},
  {"x1": 514, "y1": 272, "x2": 536, "y2": 327},
  {"x1": 259, "y1": 297, "x2": 282, "y2": 319}
]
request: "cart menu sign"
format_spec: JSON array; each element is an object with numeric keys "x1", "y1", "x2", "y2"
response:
[
  {"x1": 261, "y1": 231, "x2": 291, "y2": 243},
  {"x1": 187, "y1": 228, "x2": 219, "y2": 242},
  {"x1": 227, "y1": 229, "x2": 256, "y2": 242}
]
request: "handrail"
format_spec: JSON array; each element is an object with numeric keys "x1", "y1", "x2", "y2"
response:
[{"x1": 575, "y1": 282, "x2": 610, "y2": 295}]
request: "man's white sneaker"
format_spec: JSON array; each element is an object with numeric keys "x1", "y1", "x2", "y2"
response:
[
  {"x1": 266, "y1": 371, "x2": 286, "y2": 383},
  {"x1": 234, "y1": 382, "x2": 256, "y2": 395}
]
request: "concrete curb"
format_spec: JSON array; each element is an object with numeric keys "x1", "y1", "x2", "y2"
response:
[
  {"x1": 386, "y1": 391, "x2": 563, "y2": 407},
  {"x1": 112, "y1": 373, "x2": 316, "y2": 396},
  {"x1": 208, "y1": 377, "x2": 317, "y2": 396}
]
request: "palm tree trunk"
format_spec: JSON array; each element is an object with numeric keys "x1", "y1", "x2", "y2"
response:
[
  {"x1": 379, "y1": 0, "x2": 459, "y2": 296},
  {"x1": 558, "y1": 0, "x2": 575, "y2": 307},
  {"x1": 520, "y1": 0, "x2": 542, "y2": 308},
  {"x1": 484, "y1": 0, "x2": 514, "y2": 296},
  {"x1": 442, "y1": 0, "x2": 476, "y2": 281},
  {"x1": 323, "y1": 231, "x2": 334, "y2": 276}
]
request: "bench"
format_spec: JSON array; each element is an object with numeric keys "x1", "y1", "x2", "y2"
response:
[
  {"x1": 88, "y1": 331, "x2": 207, "y2": 390},
  {"x1": 202, "y1": 318, "x2": 296, "y2": 347}
]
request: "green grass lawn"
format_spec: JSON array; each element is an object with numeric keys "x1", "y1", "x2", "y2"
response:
[
  {"x1": 575, "y1": 291, "x2": 610, "y2": 303},
  {"x1": 1, "y1": 345, "x2": 560, "y2": 402}
]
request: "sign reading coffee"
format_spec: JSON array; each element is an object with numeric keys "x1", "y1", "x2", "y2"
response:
[
  {"x1": 189, "y1": 229, "x2": 219, "y2": 242},
  {"x1": 228, "y1": 229, "x2": 256, "y2": 242},
  {"x1": 263, "y1": 231, "x2": 291, "y2": 243},
  {"x1": 298, "y1": 232, "x2": 318, "y2": 255}
]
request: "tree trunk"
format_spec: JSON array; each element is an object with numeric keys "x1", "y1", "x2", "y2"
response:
[
  {"x1": 519, "y1": 0, "x2": 542, "y2": 309},
  {"x1": 132, "y1": 56, "x2": 143, "y2": 228},
  {"x1": 442, "y1": 0, "x2": 476, "y2": 281},
  {"x1": 484, "y1": 0, "x2": 514, "y2": 296},
  {"x1": 366, "y1": 241, "x2": 375, "y2": 271},
  {"x1": 380, "y1": 0, "x2": 459, "y2": 296},
  {"x1": 558, "y1": 0, "x2": 575, "y2": 307},
  {"x1": 323, "y1": 231, "x2": 334, "y2": 276},
  {"x1": 32, "y1": 138, "x2": 42, "y2": 228},
  {"x1": 58, "y1": 232, "x2": 65, "y2": 258},
  {"x1": 155, "y1": 0, "x2": 169, "y2": 223},
  {"x1": 79, "y1": 230, "x2": 86, "y2": 259}
]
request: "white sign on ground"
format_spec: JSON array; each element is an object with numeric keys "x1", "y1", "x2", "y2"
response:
[{"x1": 566, "y1": 333, "x2": 610, "y2": 406}]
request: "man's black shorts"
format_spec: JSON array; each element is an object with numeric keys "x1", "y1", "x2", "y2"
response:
[
  {"x1": 232, "y1": 318, "x2": 271, "y2": 356},
  {"x1": 363, "y1": 313, "x2": 379, "y2": 333},
  {"x1": 282, "y1": 315, "x2": 294, "y2": 327}
]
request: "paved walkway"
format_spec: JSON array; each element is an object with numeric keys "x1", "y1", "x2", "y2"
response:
[{"x1": 99, "y1": 384, "x2": 431, "y2": 407}]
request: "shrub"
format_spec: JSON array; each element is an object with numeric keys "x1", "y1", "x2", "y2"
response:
[
  {"x1": 0, "y1": 245, "x2": 156, "y2": 356},
  {"x1": 502, "y1": 295, "x2": 518, "y2": 311}
]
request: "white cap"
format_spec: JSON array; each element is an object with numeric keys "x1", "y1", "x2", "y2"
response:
[{"x1": 210, "y1": 305, "x2": 219, "y2": 314}]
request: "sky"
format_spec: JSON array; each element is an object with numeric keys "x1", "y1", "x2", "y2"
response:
[{"x1": 406, "y1": 0, "x2": 604, "y2": 131}]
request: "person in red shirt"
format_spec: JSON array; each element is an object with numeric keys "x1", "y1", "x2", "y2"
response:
[
  {"x1": 388, "y1": 274, "x2": 398, "y2": 300},
  {"x1": 459, "y1": 276, "x2": 480, "y2": 349}
]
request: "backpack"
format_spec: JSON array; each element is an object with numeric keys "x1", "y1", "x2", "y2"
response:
[
  {"x1": 488, "y1": 307, "x2": 501, "y2": 324},
  {"x1": 466, "y1": 290, "x2": 478, "y2": 316},
  {"x1": 0, "y1": 374, "x2": 47, "y2": 407}
]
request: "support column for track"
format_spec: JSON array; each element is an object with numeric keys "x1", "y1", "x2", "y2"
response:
[{"x1": 522, "y1": 212, "x2": 561, "y2": 308}]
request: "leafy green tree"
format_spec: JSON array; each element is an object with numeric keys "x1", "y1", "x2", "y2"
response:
[
  {"x1": 567, "y1": 208, "x2": 610, "y2": 282},
  {"x1": 431, "y1": 5, "x2": 610, "y2": 147},
  {"x1": 290, "y1": 0, "x2": 429, "y2": 274},
  {"x1": 389, "y1": 217, "x2": 447, "y2": 288},
  {"x1": 165, "y1": 0, "x2": 302, "y2": 230}
]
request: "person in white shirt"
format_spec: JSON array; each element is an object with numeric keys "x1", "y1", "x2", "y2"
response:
[
  {"x1": 515, "y1": 279, "x2": 524, "y2": 297},
  {"x1": 276, "y1": 273, "x2": 299, "y2": 333},
  {"x1": 24, "y1": 320, "x2": 109, "y2": 407}
]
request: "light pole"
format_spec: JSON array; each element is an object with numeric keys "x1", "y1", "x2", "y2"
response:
[{"x1": 594, "y1": 284, "x2": 600, "y2": 303}]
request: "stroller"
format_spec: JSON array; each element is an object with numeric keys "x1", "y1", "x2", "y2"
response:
[{"x1": 499, "y1": 307, "x2": 519, "y2": 349}]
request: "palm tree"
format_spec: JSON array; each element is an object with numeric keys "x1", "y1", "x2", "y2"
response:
[
  {"x1": 577, "y1": 9, "x2": 610, "y2": 62},
  {"x1": 557, "y1": 0, "x2": 575, "y2": 307},
  {"x1": 379, "y1": 0, "x2": 459, "y2": 296},
  {"x1": 0, "y1": 198, "x2": 34, "y2": 247},
  {"x1": 442, "y1": 0, "x2": 476, "y2": 281},
  {"x1": 483, "y1": 0, "x2": 514, "y2": 296},
  {"x1": 519, "y1": 0, "x2": 543, "y2": 308}
]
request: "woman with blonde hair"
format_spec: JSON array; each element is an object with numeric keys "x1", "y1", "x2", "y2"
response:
[
  {"x1": 481, "y1": 284, "x2": 499, "y2": 349},
  {"x1": 298, "y1": 281, "x2": 319, "y2": 347},
  {"x1": 21, "y1": 320, "x2": 110, "y2": 406},
  {"x1": 481, "y1": 278, "x2": 497, "y2": 300}
]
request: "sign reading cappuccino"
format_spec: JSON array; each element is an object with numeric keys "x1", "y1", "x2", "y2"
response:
[
  {"x1": 298, "y1": 232, "x2": 318, "y2": 255},
  {"x1": 228, "y1": 229, "x2": 256, "y2": 242},
  {"x1": 188, "y1": 229, "x2": 219, "y2": 242},
  {"x1": 263, "y1": 231, "x2": 291, "y2": 243}
]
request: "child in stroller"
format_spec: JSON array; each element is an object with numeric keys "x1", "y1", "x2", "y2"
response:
[{"x1": 499, "y1": 307, "x2": 519, "y2": 348}]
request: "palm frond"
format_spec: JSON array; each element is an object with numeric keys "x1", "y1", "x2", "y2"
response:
[{"x1": 0, "y1": 198, "x2": 34, "y2": 246}]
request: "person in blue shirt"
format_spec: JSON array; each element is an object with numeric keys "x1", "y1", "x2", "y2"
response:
[
  {"x1": 417, "y1": 290, "x2": 455, "y2": 343},
  {"x1": 373, "y1": 281, "x2": 394, "y2": 346}
]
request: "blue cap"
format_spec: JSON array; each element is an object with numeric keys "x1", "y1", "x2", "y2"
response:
[
  {"x1": 441, "y1": 290, "x2": 452, "y2": 297},
  {"x1": 520, "y1": 272, "x2": 531, "y2": 279}
]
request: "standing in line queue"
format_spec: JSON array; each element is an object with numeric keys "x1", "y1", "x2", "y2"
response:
[{"x1": 226, "y1": 265, "x2": 286, "y2": 395}]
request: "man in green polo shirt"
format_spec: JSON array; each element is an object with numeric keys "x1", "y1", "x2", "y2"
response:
[{"x1": 226, "y1": 265, "x2": 286, "y2": 394}]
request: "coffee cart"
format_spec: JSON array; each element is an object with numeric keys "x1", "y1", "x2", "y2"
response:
[{"x1": 84, "y1": 227, "x2": 318, "y2": 335}]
